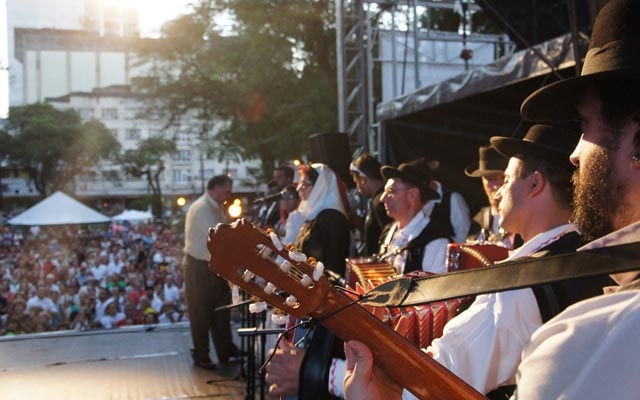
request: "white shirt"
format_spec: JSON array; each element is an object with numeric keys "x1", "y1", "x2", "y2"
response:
[
  {"x1": 422, "y1": 181, "x2": 471, "y2": 243},
  {"x1": 100, "y1": 312, "x2": 125, "y2": 329},
  {"x1": 513, "y1": 221, "x2": 640, "y2": 400},
  {"x1": 26, "y1": 295, "x2": 59, "y2": 314},
  {"x1": 380, "y1": 211, "x2": 449, "y2": 275},
  {"x1": 402, "y1": 224, "x2": 579, "y2": 398},
  {"x1": 184, "y1": 192, "x2": 226, "y2": 261},
  {"x1": 163, "y1": 283, "x2": 180, "y2": 303}
]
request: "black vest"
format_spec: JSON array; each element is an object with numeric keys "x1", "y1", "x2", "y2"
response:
[
  {"x1": 530, "y1": 231, "x2": 616, "y2": 322},
  {"x1": 380, "y1": 218, "x2": 451, "y2": 274},
  {"x1": 430, "y1": 187, "x2": 455, "y2": 241}
]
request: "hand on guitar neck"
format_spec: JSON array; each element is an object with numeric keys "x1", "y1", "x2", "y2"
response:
[
  {"x1": 207, "y1": 219, "x2": 486, "y2": 400},
  {"x1": 345, "y1": 340, "x2": 403, "y2": 400}
]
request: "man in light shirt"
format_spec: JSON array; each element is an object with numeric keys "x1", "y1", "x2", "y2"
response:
[{"x1": 342, "y1": 124, "x2": 612, "y2": 399}]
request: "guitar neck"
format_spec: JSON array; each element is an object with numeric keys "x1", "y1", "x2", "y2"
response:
[
  {"x1": 207, "y1": 220, "x2": 485, "y2": 400},
  {"x1": 311, "y1": 289, "x2": 485, "y2": 400}
]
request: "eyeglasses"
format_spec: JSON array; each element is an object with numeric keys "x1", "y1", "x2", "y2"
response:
[
  {"x1": 382, "y1": 186, "x2": 413, "y2": 197},
  {"x1": 297, "y1": 181, "x2": 314, "y2": 190}
]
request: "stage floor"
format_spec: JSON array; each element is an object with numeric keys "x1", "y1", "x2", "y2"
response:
[{"x1": 0, "y1": 323, "x2": 248, "y2": 400}]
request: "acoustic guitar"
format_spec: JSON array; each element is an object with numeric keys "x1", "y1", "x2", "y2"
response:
[{"x1": 207, "y1": 219, "x2": 485, "y2": 400}]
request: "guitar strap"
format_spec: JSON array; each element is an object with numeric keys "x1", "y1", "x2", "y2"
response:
[{"x1": 360, "y1": 241, "x2": 640, "y2": 307}]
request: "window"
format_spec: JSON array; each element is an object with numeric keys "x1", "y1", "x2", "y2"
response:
[
  {"x1": 172, "y1": 150, "x2": 191, "y2": 163},
  {"x1": 125, "y1": 128, "x2": 141, "y2": 140},
  {"x1": 102, "y1": 170, "x2": 120, "y2": 181},
  {"x1": 101, "y1": 108, "x2": 119, "y2": 120},
  {"x1": 202, "y1": 169, "x2": 214, "y2": 181},
  {"x1": 173, "y1": 169, "x2": 190, "y2": 183},
  {"x1": 77, "y1": 108, "x2": 94, "y2": 120}
]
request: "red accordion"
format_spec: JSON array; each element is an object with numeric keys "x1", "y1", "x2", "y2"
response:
[{"x1": 347, "y1": 243, "x2": 509, "y2": 348}]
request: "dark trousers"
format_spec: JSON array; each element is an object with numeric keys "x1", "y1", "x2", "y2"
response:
[{"x1": 184, "y1": 254, "x2": 235, "y2": 362}]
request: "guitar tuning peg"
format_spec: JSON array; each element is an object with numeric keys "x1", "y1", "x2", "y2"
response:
[
  {"x1": 268, "y1": 230, "x2": 283, "y2": 251},
  {"x1": 300, "y1": 274, "x2": 312, "y2": 287},
  {"x1": 280, "y1": 260, "x2": 292, "y2": 273},
  {"x1": 271, "y1": 312, "x2": 289, "y2": 325},
  {"x1": 288, "y1": 249, "x2": 307, "y2": 262},
  {"x1": 264, "y1": 282, "x2": 277, "y2": 295},
  {"x1": 242, "y1": 270, "x2": 255, "y2": 282},
  {"x1": 285, "y1": 295, "x2": 298, "y2": 308},
  {"x1": 313, "y1": 261, "x2": 325, "y2": 281},
  {"x1": 249, "y1": 301, "x2": 268, "y2": 313}
]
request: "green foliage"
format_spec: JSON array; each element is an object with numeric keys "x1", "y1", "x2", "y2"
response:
[
  {"x1": 4, "y1": 103, "x2": 120, "y2": 196},
  {"x1": 133, "y1": 0, "x2": 338, "y2": 182},
  {"x1": 118, "y1": 137, "x2": 176, "y2": 218}
]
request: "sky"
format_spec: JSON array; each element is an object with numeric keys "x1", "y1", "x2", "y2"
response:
[
  {"x1": 0, "y1": 0, "x2": 195, "y2": 118},
  {"x1": 137, "y1": 0, "x2": 194, "y2": 36}
]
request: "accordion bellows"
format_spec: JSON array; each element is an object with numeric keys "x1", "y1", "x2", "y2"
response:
[{"x1": 346, "y1": 244, "x2": 508, "y2": 347}]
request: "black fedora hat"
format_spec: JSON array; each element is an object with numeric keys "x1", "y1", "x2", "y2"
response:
[
  {"x1": 490, "y1": 124, "x2": 581, "y2": 171},
  {"x1": 380, "y1": 159, "x2": 439, "y2": 200},
  {"x1": 522, "y1": 0, "x2": 640, "y2": 122},
  {"x1": 464, "y1": 145, "x2": 508, "y2": 177}
]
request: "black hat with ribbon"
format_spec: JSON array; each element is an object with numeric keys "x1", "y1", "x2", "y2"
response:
[
  {"x1": 490, "y1": 124, "x2": 581, "y2": 171},
  {"x1": 521, "y1": 0, "x2": 640, "y2": 122},
  {"x1": 380, "y1": 159, "x2": 440, "y2": 201},
  {"x1": 464, "y1": 145, "x2": 508, "y2": 177}
]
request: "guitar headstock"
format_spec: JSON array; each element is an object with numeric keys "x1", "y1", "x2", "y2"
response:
[{"x1": 208, "y1": 219, "x2": 333, "y2": 318}]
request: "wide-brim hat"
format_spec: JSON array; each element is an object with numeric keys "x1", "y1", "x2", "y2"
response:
[
  {"x1": 521, "y1": 0, "x2": 640, "y2": 122},
  {"x1": 490, "y1": 124, "x2": 581, "y2": 171},
  {"x1": 464, "y1": 145, "x2": 508, "y2": 177},
  {"x1": 380, "y1": 159, "x2": 439, "y2": 200}
]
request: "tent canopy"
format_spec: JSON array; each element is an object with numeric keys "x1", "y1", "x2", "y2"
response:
[
  {"x1": 7, "y1": 191, "x2": 110, "y2": 226},
  {"x1": 111, "y1": 209, "x2": 153, "y2": 223}
]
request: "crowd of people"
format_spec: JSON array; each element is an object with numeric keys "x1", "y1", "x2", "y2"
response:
[
  {"x1": 1, "y1": 2, "x2": 638, "y2": 400},
  {"x1": 0, "y1": 221, "x2": 188, "y2": 336}
]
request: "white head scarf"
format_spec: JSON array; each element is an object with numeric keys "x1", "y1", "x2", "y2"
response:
[{"x1": 297, "y1": 163, "x2": 347, "y2": 221}]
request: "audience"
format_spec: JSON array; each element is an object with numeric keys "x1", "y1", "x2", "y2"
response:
[{"x1": 0, "y1": 221, "x2": 188, "y2": 336}]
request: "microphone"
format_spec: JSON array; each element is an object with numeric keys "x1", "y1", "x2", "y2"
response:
[
  {"x1": 254, "y1": 188, "x2": 299, "y2": 204},
  {"x1": 324, "y1": 269, "x2": 347, "y2": 288},
  {"x1": 253, "y1": 191, "x2": 285, "y2": 204}
]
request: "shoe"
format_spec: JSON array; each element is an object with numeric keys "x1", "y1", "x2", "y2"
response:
[
  {"x1": 194, "y1": 359, "x2": 218, "y2": 370},
  {"x1": 220, "y1": 348, "x2": 247, "y2": 364}
]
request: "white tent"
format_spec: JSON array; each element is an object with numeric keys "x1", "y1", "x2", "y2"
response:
[
  {"x1": 7, "y1": 191, "x2": 111, "y2": 226},
  {"x1": 111, "y1": 209, "x2": 153, "y2": 223}
]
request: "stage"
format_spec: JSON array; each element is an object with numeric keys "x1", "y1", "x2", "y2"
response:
[{"x1": 0, "y1": 322, "x2": 248, "y2": 399}]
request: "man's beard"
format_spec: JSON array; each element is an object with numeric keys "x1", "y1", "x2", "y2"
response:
[{"x1": 571, "y1": 146, "x2": 624, "y2": 241}]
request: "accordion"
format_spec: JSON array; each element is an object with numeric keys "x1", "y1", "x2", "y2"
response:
[
  {"x1": 345, "y1": 257, "x2": 397, "y2": 289},
  {"x1": 349, "y1": 244, "x2": 510, "y2": 348},
  {"x1": 446, "y1": 243, "x2": 509, "y2": 271}
]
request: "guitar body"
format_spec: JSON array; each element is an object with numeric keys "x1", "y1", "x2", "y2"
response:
[{"x1": 208, "y1": 220, "x2": 485, "y2": 400}]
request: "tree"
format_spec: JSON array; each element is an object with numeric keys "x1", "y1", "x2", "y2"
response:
[
  {"x1": 4, "y1": 103, "x2": 120, "y2": 197},
  {"x1": 133, "y1": 0, "x2": 338, "y2": 181},
  {"x1": 118, "y1": 137, "x2": 176, "y2": 219}
]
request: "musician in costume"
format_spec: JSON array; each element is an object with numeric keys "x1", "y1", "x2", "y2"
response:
[
  {"x1": 264, "y1": 163, "x2": 350, "y2": 399},
  {"x1": 465, "y1": 144, "x2": 518, "y2": 248},
  {"x1": 350, "y1": 154, "x2": 393, "y2": 256},
  {"x1": 343, "y1": 125, "x2": 614, "y2": 399},
  {"x1": 377, "y1": 159, "x2": 452, "y2": 275},
  {"x1": 511, "y1": 0, "x2": 640, "y2": 397}
]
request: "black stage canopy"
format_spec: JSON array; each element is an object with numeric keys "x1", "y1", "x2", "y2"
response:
[{"x1": 377, "y1": 33, "x2": 587, "y2": 212}]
